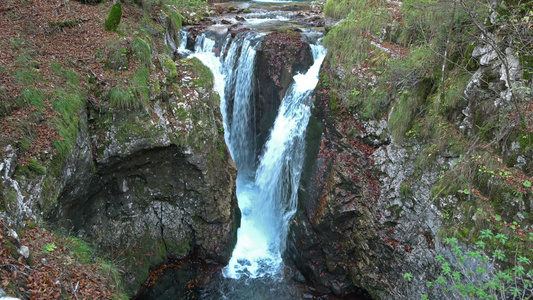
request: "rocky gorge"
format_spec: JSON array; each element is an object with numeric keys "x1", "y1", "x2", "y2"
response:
[{"x1": 0, "y1": 0, "x2": 532, "y2": 299}]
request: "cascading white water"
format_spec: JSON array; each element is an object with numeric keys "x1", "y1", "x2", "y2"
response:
[{"x1": 187, "y1": 30, "x2": 326, "y2": 280}]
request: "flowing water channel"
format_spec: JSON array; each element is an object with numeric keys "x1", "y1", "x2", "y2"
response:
[{"x1": 138, "y1": 2, "x2": 330, "y2": 299}]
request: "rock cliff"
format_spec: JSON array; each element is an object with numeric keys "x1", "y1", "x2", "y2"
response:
[{"x1": 289, "y1": 0, "x2": 533, "y2": 298}]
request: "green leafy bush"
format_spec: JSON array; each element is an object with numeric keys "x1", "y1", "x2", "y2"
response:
[{"x1": 421, "y1": 234, "x2": 532, "y2": 299}]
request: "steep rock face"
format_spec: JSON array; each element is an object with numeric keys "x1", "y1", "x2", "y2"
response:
[
  {"x1": 254, "y1": 30, "x2": 313, "y2": 153},
  {"x1": 45, "y1": 57, "x2": 239, "y2": 294},
  {"x1": 289, "y1": 37, "x2": 531, "y2": 299}
]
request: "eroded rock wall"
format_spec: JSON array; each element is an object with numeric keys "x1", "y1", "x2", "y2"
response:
[{"x1": 289, "y1": 30, "x2": 532, "y2": 300}]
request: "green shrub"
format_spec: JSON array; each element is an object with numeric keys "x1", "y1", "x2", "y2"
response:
[
  {"x1": 420, "y1": 233, "x2": 533, "y2": 299},
  {"x1": 104, "y1": 3, "x2": 123, "y2": 32}
]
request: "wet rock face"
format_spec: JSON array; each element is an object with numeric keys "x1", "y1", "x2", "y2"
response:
[
  {"x1": 56, "y1": 144, "x2": 238, "y2": 293},
  {"x1": 288, "y1": 65, "x2": 449, "y2": 299},
  {"x1": 288, "y1": 86, "x2": 384, "y2": 298},
  {"x1": 254, "y1": 30, "x2": 313, "y2": 153}
]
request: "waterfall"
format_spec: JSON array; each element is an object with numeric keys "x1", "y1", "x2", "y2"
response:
[{"x1": 189, "y1": 30, "x2": 326, "y2": 280}]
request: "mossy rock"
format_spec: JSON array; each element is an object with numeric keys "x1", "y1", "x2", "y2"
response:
[
  {"x1": 182, "y1": 57, "x2": 214, "y2": 90},
  {"x1": 158, "y1": 54, "x2": 178, "y2": 81},
  {"x1": 104, "y1": 3, "x2": 122, "y2": 32}
]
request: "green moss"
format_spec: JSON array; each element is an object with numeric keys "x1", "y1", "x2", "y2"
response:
[
  {"x1": 114, "y1": 114, "x2": 155, "y2": 144},
  {"x1": 166, "y1": 8, "x2": 183, "y2": 35},
  {"x1": 519, "y1": 131, "x2": 533, "y2": 152},
  {"x1": 122, "y1": 233, "x2": 169, "y2": 295},
  {"x1": 104, "y1": 3, "x2": 123, "y2": 32},
  {"x1": 186, "y1": 57, "x2": 214, "y2": 89},
  {"x1": 140, "y1": 15, "x2": 166, "y2": 38},
  {"x1": 170, "y1": 239, "x2": 190, "y2": 255},
  {"x1": 159, "y1": 54, "x2": 178, "y2": 81}
]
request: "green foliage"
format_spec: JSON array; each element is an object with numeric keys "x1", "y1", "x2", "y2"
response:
[
  {"x1": 389, "y1": 93, "x2": 419, "y2": 143},
  {"x1": 423, "y1": 231, "x2": 533, "y2": 299},
  {"x1": 388, "y1": 45, "x2": 438, "y2": 88},
  {"x1": 400, "y1": 181, "x2": 413, "y2": 198},
  {"x1": 403, "y1": 272, "x2": 414, "y2": 281},
  {"x1": 51, "y1": 61, "x2": 81, "y2": 87},
  {"x1": 439, "y1": 72, "x2": 471, "y2": 117},
  {"x1": 14, "y1": 69, "x2": 42, "y2": 86},
  {"x1": 42, "y1": 243, "x2": 57, "y2": 254},
  {"x1": 28, "y1": 157, "x2": 47, "y2": 175},
  {"x1": 109, "y1": 85, "x2": 137, "y2": 111},
  {"x1": 20, "y1": 87, "x2": 45, "y2": 108},
  {"x1": 133, "y1": 37, "x2": 152, "y2": 67},
  {"x1": 104, "y1": 3, "x2": 123, "y2": 32},
  {"x1": 324, "y1": 0, "x2": 386, "y2": 20},
  {"x1": 67, "y1": 237, "x2": 94, "y2": 263},
  {"x1": 130, "y1": 67, "x2": 151, "y2": 105},
  {"x1": 109, "y1": 66, "x2": 151, "y2": 111},
  {"x1": 52, "y1": 87, "x2": 84, "y2": 159},
  {"x1": 324, "y1": 7, "x2": 392, "y2": 68}
]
